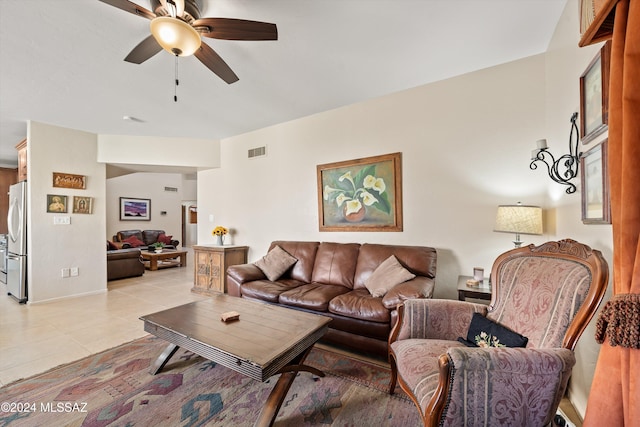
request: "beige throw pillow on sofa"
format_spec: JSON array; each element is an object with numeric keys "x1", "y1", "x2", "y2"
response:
[
  {"x1": 254, "y1": 245, "x2": 298, "y2": 281},
  {"x1": 364, "y1": 255, "x2": 416, "y2": 297}
]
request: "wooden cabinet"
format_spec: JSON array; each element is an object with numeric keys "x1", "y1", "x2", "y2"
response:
[
  {"x1": 0, "y1": 168, "x2": 18, "y2": 234},
  {"x1": 192, "y1": 245, "x2": 249, "y2": 295},
  {"x1": 15, "y1": 139, "x2": 27, "y2": 182}
]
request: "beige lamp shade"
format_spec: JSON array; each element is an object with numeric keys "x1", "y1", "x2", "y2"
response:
[
  {"x1": 150, "y1": 17, "x2": 201, "y2": 56},
  {"x1": 494, "y1": 204, "x2": 543, "y2": 247}
]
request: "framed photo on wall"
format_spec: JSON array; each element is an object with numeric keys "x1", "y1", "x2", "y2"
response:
[
  {"x1": 317, "y1": 152, "x2": 403, "y2": 232},
  {"x1": 53, "y1": 172, "x2": 86, "y2": 189},
  {"x1": 580, "y1": 139, "x2": 610, "y2": 224},
  {"x1": 47, "y1": 195, "x2": 68, "y2": 213},
  {"x1": 120, "y1": 197, "x2": 151, "y2": 221},
  {"x1": 579, "y1": 41, "x2": 611, "y2": 144},
  {"x1": 73, "y1": 196, "x2": 93, "y2": 214}
]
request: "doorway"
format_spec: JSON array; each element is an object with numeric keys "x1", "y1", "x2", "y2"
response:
[{"x1": 181, "y1": 202, "x2": 197, "y2": 247}]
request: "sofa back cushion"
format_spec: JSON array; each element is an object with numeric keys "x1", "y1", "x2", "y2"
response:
[
  {"x1": 353, "y1": 244, "x2": 437, "y2": 290},
  {"x1": 269, "y1": 241, "x2": 320, "y2": 283},
  {"x1": 142, "y1": 230, "x2": 166, "y2": 246},
  {"x1": 311, "y1": 242, "x2": 361, "y2": 288},
  {"x1": 117, "y1": 230, "x2": 143, "y2": 243}
]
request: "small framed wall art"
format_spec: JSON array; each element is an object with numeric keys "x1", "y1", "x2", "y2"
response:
[
  {"x1": 580, "y1": 139, "x2": 610, "y2": 224},
  {"x1": 317, "y1": 152, "x2": 403, "y2": 232},
  {"x1": 579, "y1": 41, "x2": 611, "y2": 144},
  {"x1": 120, "y1": 197, "x2": 151, "y2": 221},
  {"x1": 73, "y1": 196, "x2": 93, "y2": 214},
  {"x1": 53, "y1": 172, "x2": 86, "y2": 190},
  {"x1": 47, "y1": 195, "x2": 68, "y2": 213}
]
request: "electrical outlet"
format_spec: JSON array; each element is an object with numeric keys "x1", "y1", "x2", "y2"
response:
[
  {"x1": 555, "y1": 409, "x2": 576, "y2": 427},
  {"x1": 70, "y1": 267, "x2": 79, "y2": 277},
  {"x1": 61, "y1": 268, "x2": 70, "y2": 278}
]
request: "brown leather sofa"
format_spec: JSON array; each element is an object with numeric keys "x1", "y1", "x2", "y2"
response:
[
  {"x1": 113, "y1": 229, "x2": 179, "y2": 249},
  {"x1": 227, "y1": 241, "x2": 437, "y2": 356},
  {"x1": 107, "y1": 247, "x2": 145, "y2": 281}
]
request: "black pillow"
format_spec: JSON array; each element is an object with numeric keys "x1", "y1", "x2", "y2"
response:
[{"x1": 457, "y1": 313, "x2": 528, "y2": 348}]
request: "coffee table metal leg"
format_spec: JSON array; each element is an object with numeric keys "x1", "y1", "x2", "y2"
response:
[
  {"x1": 253, "y1": 345, "x2": 323, "y2": 427},
  {"x1": 151, "y1": 343, "x2": 180, "y2": 375}
]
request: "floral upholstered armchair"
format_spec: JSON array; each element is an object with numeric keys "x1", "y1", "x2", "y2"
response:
[{"x1": 388, "y1": 239, "x2": 609, "y2": 427}]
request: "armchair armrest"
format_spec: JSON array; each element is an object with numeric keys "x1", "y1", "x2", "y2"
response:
[
  {"x1": 437, "y1": 347, "x2": 575, "y2": 426},
  {"x1": 382, "y1": 276, "x2": 435, "y2": 309},
  {"x1": 390, "y1": 299, "x2": 488, "y2": 343},
  {"x1": 226, "y1": 263, "x2": 267, "y2": 297}
]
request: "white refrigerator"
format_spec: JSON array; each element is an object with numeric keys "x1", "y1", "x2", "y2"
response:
[{"x1": 7, "y1": 181, "x2": 27, "y2": 303}]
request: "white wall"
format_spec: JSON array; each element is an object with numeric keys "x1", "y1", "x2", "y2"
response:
[
  {"x1": 97, "y1": 134, "x2": 220, "y2": 169},
  {"x1": 198, "y1": 53, "x2": 550, "y2": 298},
  {"x1": 28, "y1": 121, "x2": 106, "y2": 303}
]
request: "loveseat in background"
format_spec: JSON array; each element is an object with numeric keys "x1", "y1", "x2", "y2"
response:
[{"x1": 227, "y1": 241, "x2": 437, "y2": 356}]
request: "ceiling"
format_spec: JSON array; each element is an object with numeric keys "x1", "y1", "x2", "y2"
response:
[{"x1": 0, "y1": 0, "x2": 567, "y2": 172}]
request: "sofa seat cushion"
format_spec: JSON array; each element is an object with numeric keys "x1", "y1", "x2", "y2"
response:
[
  {"x1": 390, "y1": 339, "x2": 463, "y2": 410},
  {"x1": 329, "y1": 289, "x2": 390, "y2": 323},
  {"x1": 241, "y1": 279, "x2": 305, "y2": 303},
  {"x1": 279, "y1": 283, "x2": 350, "y2": 312}
]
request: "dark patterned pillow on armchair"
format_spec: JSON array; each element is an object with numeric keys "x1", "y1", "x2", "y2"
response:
[{"x1": 458, "y1": 312, "x2": 528, "y2": 348}]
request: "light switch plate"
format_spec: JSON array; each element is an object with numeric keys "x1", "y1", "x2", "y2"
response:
[{"x1": 54, "y1": 216, "x2": 71, "y2": 225}]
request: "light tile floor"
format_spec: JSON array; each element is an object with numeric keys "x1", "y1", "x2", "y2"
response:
[{"x1": 0, "y1": 249, "x2": 207, "y2": 386}]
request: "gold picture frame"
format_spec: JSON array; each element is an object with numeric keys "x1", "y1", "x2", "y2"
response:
[
  {"x1": 53, "y1": 172, "x2": 86, "y2": 190},
  {"x1": 73, "y1": 196, "x2": 93, "y2": 214},
  {"x1": 47, "y1": 194, "x2": 68, "y2": 213},
  {"x1": 580, "y1": 139, "x2": 610, "y2": 224},
  {"x1": 317, "y1": 152, "x2": 403, "y2": 232},
  {"x1": 579, "y1": 41, "x2": 611, "y2": 144}
]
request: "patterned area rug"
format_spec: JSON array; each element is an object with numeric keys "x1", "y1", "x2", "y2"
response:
[{"x1": 0, "y1": 335, "x2": 418, "y2": 426}]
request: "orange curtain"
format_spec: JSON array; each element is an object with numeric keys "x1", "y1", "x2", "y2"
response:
[{"x1": 584, "y1": 0, "x2": 640, "y2": 425}]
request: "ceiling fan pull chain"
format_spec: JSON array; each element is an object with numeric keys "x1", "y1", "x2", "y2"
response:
[{"x1": 174, "y1": 54, "x2": 179, "y2": 102}]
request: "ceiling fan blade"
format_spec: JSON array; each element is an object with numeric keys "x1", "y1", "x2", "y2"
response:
[
  {"x1": 124, "y1": 35, "x2": 163, "y2": 64},
  {"x1": 194, "y1": 43, "x2": 239, "y2": 84},
  {"x1": 192, "y1": 18, "x2": 278, "y2": 41},
  {"x1": 97, "y1": 0, "x2": 156, "y2": 20}
]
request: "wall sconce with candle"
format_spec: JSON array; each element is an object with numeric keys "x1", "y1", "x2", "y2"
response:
[{"x1": 530, "y1": 112, "x2": 581, "y2": 194}]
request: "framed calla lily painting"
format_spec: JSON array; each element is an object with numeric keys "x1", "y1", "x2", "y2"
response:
[{"x1": 317, "y1": 152, "x2": 403, "y2": 232}]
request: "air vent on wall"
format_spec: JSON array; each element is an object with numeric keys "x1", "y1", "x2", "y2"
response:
[
  {"x1": 164, "y1": 186, "x2": 178, "y2": 192},
  {"x1": 248, "y1": 146, "x2": 267, "y2": 159}
]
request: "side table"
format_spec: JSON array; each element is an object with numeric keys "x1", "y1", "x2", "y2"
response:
[
  {"x1": 457, "y1": 275, "x2": 492, "y2": 302},
  {"x1": 192, "y1": 245, "x2": 249, "y2": 295}
]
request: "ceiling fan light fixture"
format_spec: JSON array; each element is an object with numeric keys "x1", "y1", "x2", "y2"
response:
[{"x1": 150, "y1": 16, "x2": 201, "y2": 56}]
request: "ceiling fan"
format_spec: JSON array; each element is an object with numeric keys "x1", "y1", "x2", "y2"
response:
[{"x1": 98, "y1": 0, "x2": 278, "y2": 84}]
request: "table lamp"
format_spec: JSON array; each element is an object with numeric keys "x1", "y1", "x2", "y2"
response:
[{"x1": 494, "y1": 203, "x2": 543, "y2": 247}]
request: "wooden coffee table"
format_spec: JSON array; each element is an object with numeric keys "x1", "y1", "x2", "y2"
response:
[
  {"x1": 140, "y1": 294, "x2": 332, "y2": 426},
  {"x1": 140, "y1": 249, "x2": 187, "y2": 271}
]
